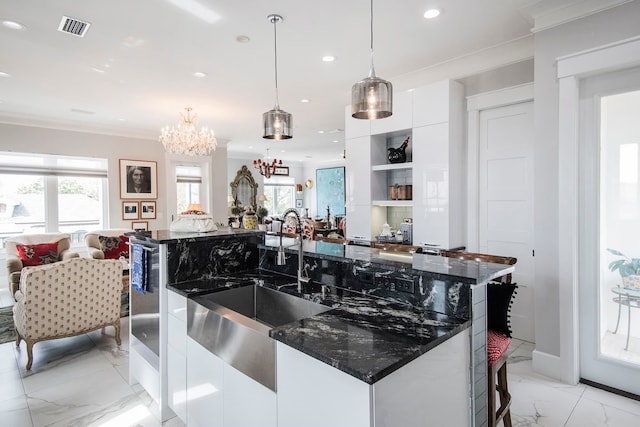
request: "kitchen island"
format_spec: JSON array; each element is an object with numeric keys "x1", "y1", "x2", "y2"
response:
[{"x1": 128, "y1": 229, "x2": 513, "y2": 426}]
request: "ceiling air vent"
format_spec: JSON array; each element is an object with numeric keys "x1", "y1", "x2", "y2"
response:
[{"x1": 57, "y1": 16, "x2": 91, "y2": 37}]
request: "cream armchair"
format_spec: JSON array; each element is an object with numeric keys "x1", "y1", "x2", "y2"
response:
[
  {"x1": 5, "y1": 233, "x2": 80, "y2": 298},
  {"x1": 13, "y1": 258, "x2": 123, "y2": 370},
  {"x1": 84, "y1": 229, "x2": 132, "y2": 260}
]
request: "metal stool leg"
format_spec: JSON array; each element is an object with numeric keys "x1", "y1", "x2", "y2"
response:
[
  {"x1": 614, "y1": 296, "x2": 622, "y2": 334},
  {"x1": 625, "y1": 295, "x2": 631, "y2": 351}
]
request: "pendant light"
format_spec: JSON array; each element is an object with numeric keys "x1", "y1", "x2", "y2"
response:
[
  {"x1": 263, "y1": 14, "x2": 292, "y2": 139},
  {"x1": 351, "y1": 0, "x2": 392, "y2": 119}
]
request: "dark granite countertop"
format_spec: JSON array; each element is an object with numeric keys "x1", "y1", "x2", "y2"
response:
[
  {"x1": 126, "y1": 228, "x2": 264, "y2": 244},
  {"x1": 168, "y1": 270, "x2": 469, "y2": 384},
  {"x1": 261, "y1": 235, "x2": 513, "y2": 284}
]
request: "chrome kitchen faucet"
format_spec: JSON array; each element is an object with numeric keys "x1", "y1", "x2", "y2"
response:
[{"x1": 277, "y1": 208, "x2": 310, "y2": 292}]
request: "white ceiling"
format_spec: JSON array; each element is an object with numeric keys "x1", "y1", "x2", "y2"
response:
[{"x1": 0, "y1": 0, "x2": 628, "y2": 163}]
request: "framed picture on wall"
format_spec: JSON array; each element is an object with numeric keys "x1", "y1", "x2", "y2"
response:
[
  {"x1": 120, "y1": 159, "x2": 158, "y2": 199},
  {"x1": 122, "y1": 201, "x2": 139, "y2": 220},
  {"x1": 131, "y1": 221, "x2": 148, "y2": 231},
  {"x1": 273, "y1": 166, "x2": 289, "y2": 176},
  {"x1": 140, "y1": 201, "x2": 156, "y2": 219}
]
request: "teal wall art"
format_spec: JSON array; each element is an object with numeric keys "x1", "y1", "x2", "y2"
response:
[{"x1": 316, "y1": 166, "x2": 345, "y2": 215}]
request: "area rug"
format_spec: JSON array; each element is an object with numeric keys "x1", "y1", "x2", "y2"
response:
[{"x1": 0, "y1": 292, "x2": 129, "y2": 345}]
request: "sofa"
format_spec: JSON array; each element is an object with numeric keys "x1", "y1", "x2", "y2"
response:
[
  {"x1": 13, "y1": 257, "x2": 123, "y2": 370},
  {"x1": 5, "y1": 233, "x2": 80, "y2": 298}
]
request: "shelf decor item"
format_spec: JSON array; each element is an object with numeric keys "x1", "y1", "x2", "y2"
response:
[
  {"x1": 388, "y1": 136, "x2": 410, "y2": 163},
  {"x1": 389, "y1": 184, "x2": 412, "y2": 200}
]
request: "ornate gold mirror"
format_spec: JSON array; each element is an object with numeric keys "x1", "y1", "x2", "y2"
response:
[{"x1": 230, "y1": 165, "x2": 258, "y2": 210}]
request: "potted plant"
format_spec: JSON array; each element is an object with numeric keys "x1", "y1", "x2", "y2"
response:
[
  {"x1": 257, "y1": 206, "x2": 269, "y2": 223},
  {"x1": 607, "y1": 248, "x2": 640, "y2": 289}
]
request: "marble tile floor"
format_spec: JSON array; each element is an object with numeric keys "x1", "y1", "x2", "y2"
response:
[{"x1": 0, "y1": 319, "x2": 639, "y2": 426}]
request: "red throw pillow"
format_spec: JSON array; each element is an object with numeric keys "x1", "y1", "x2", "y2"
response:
[
  {"x1": 99, "y1": 235, "x2": 129, "y2": 259},
  {"x1": 16, "y1": 242, "x2": 59, "y2": 266}
]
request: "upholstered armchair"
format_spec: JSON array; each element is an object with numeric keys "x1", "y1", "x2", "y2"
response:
[
  {"x1": 84, "y1": 229, "x2": 132, "y2": 260},
  {"x1": 5, "y1": 233, "x2": 80, "y2": 298},
  {"x1": 13, "y1": 258, "x2": 123, "y2": 370}
]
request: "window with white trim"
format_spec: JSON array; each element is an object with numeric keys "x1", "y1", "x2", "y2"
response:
[
  {"x1": 262, "y1": 176, "x2": 295, "y2": 216},
  {"x1": 0, "y1": 152, "x2": 107, "y2": 247}
]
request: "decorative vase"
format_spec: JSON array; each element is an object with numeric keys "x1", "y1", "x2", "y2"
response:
[
  {"x1": 622, "y1": 274, "x2": 640, "y2": 290},
  {"x1": 242, "y1": 213, "x2": 258, "y2": 230},
  {"x1": 387, "y1": 136, "x2": 410, "y2": 164}
]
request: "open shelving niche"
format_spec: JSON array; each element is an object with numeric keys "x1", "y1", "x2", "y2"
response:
[{"x1": 370, "y1": 129, "x2": 413, "y2": 234}]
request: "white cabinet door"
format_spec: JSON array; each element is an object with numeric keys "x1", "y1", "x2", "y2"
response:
[
  {"x1": 412, "y1": 123, "x2": 451, "y2": 248},
  {"x1": 370, "y1": 90, "x2": 413, "y2": 135},
  {"x1": 186, "y1": 337, "x2": 224, "y2": 427},
  {"x1": 277, "y1": 343, "x2": 371, "y2": 427},
  {"x1": 223, "y1": 363, "x2": 277, "y2": 427},
  {"x1": 345, "y1": 105, "x2": 371, "y2": 139},
  {"x1": 345, "y1": 136, "x2": 371, "y2": 206},
  {"x1": 167, "y1": 293, "x2": 187, "y2": 422},
  {"x1": 413, "y1": 80, "x2": 454, "y2": 127},
  {"x1": 346, "y1": 204, "x2": 372, "y2": 242}
]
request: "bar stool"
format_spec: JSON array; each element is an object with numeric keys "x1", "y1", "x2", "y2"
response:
[{"x1": 440, "y1": 250, "x2": 517, "y2": 427}]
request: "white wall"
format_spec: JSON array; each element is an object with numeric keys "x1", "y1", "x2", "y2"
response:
[
  {"x1": 533, "y1": 0, "x2": 640, "y2": 364},
  {"x1": 0, "y1": 123, "x2": 167, "y2": 230}
]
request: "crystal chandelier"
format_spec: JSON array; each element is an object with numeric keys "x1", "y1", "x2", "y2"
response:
[
  {"x1": 351, "y1": 0, "x2": 392, "y2": 119},
  {"x1": 253, "y1": 149, "x2": 283, "y2": 179},
  {"x1": 159, "y1": 107, "x2": 217, "y2": 156}
]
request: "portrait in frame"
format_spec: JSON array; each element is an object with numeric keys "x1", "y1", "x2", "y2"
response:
[{"x1": 120, "y1": 159, "x2": 157, "y2": 199}]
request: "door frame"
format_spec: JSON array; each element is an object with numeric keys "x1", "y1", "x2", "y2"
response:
[
  {"x1": 466, "y1": 83, "x2": 534, "y2": 251},
  {"x1": 557, "y1": 35, "x2": 640, "y2": 385}
]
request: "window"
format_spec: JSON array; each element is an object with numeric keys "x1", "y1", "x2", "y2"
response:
[
  {"x1": 262, "y1": 176, "x2": 295, "y2": 216},
  {"x1": 176, "y1": 165, "x2": 202, "y2": 213},
  {"x1": 0, "y1": 152, "x2": 107, "y2": 247}
]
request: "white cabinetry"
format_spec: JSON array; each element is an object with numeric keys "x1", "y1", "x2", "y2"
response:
[
  {"x1": 345, "y1": 105, "x2": 371, "y2": 139},
  {"x1": 167, "y1": 292, "x2": 187, "y2": 423},
  {"x1": 344, "y1": 79, "x2": 464, "y2": 249},
  {"x1": 412, "y1": 122, "x2": 464, "y2": 248},
  {"x1": 223, "y1": 364, "x2": 277, "y2": 427},
  {"x1": 187, "y1": 337, "x2": 224, "y2": 427},
  {"x1": 185, "y1": 334, "x2": 276, "y2": 427},
  {"x1": 370, "y1": 90, "x2": 413, "y2": 134},
  {"x1": 277, "y1": 332, "x2": 470, "y2": 427}
]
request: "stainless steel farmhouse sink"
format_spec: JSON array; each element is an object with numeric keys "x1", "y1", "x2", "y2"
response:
[{"x1": 187, "y1": 284, "x2": 331, "y2": 391}]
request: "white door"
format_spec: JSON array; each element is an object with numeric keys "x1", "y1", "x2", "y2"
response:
[
  {"x1": 478, "y1": 101, "x2": 535, "y2": 342},
  {"x1": 579, "y1": 66, "x2": 640, "y2": 395}
]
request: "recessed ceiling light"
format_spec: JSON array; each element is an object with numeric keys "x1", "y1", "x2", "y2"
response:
[
  {"x1": 2, "y1": 20, "x2": 25, "y2": 30},
  {"x1": 281, "y1": 150, "x2": 286, "y2": 153},
  {"x1": 300, "y1": 99, "x2": 310, "y2": 103},
  {"x1": 118, "y1": 118, "x2": 126, "y2": 121},
  {"x1": 322, "y1": 55, "x2": 335, "y2": 62},
  {"x1": 424, "y1": 9, "x2": 441, "y2": 19},
  {"x1": 332, "y1": 140, "x2": 339, "y2": 143},
  {"x1": 0, "y1": 71, "x2": 12, "y2": 78},
  {"x1": 193, "y1": 71, "x2": 207, "y2": 78},
  {"x1": 91, "y1": 67, "x2": 106, "y2": 73},
  {"x1": 236, "y1": 35, "x2": 250, "y2": 43},
  {"x1": 317, "y1": 130, "x2": 325, "y2": 134},
  {"x1": 248, "y1": 146, "x2": 253, "y2": 149}
]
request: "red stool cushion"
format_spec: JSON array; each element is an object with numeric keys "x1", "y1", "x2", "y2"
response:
[{"x1": 487, "y1": 330, "x2": 511, "y2": 366}]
